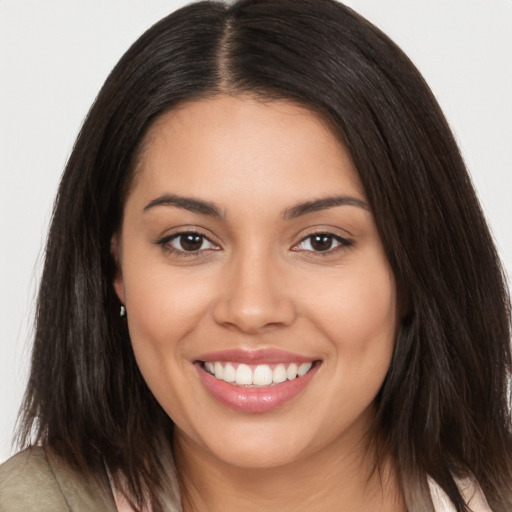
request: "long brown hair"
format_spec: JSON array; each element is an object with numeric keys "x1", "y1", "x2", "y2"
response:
[{"x1": 18, "y1": 1, "x2": 512, "y2": 510}]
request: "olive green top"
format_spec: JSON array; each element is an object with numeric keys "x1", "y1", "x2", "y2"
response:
[{"x1": 0, "y1": 447, "x2": 117, "y2": 512}]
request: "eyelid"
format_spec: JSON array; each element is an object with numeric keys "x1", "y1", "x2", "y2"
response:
[
  {"x1": 155, "y1": 228, "x2": 221, "y2": 256},
  {"x1": 290, "y1": 228, "x2": 354, "y2": 254},
  {"x1": 155, "y1": 225, "x2": 219, "y2": 244}
]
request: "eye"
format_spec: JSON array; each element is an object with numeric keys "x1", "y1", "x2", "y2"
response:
[
  {"x1": 293, "y1": 233, "x2": 352, "y2": 253},
  {"x1": 158, "y1": 232, "x2": 219, "y2": 254}
]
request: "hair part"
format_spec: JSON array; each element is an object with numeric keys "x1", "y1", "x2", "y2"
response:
[{"x1": 17, "y1": 1, "x2": 512, "y2": 511}]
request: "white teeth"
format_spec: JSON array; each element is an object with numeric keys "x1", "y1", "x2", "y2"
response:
[
  {"x1": 203, "y1": 360, "x2": 315, "y2": 387},
  {"x1": 235, "y1": 364, "x2": 253, "y2": 385},
  {"x1": 214, "y1": 362, "x2": 224, "y2": 380},
  {"x1": 253, "y1": 365, "x2": 273, "y2": 386},
  {"x1": 223, "y1": 363, "x2": 236, "y2": 383},
  {"x1": 286, "y1": 363, "x2": 298, "y2": 380},
  {"x1": 273, "y1": 364, "x2": 287, "y2": 383},
  {"x1": 297, "y1": 362, "x2": 312, "y2": 377}
]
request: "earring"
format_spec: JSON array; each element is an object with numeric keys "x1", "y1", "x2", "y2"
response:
[{"x1": 120, "y1": 305, "x2": 127, "y2": 318}]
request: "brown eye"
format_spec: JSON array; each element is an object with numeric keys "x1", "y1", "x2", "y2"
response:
[
  {"x1": 179, "y1": 233, "x2": 205, "y2": 251},
  {"x1": 310, "y1": 234, "x2": 335, "y2": 252},
  {"x1": 294, "y1": 233, "x2": 353, "y2": 253},
  {"x1": 158, "y1": 232, "x2": 219, "y2": 254}
]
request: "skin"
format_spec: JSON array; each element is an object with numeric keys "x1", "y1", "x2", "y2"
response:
[{"x1": 113, "y1": 95, "x2": 404, "y2": 511}]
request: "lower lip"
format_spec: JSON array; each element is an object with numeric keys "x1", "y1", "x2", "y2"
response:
[{"x1": 195, "y1": 362, "x2": 320, "y2": 413}]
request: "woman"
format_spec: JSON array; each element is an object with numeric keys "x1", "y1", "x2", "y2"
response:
[{"x1": 1, "y1": 0, "x2": 510, "y2": 511}]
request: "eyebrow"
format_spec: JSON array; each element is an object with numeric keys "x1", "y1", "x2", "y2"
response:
[
  {"x1": 282, "y1": 195, "x2": 369, "y2": 219},
  {"x1": 143, "y1": 193, "x2": 369, "y2": 219},
  {"x1": 143, "y1": 194, "x2": 223, "y2": 217}
]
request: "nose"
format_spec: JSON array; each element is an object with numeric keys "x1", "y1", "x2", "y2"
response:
[{"x1": 212, "y1": 249, "x2": 297, "y2": 334}]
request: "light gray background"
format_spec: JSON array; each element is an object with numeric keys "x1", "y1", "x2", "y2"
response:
[{"x1": 1, "y1": 0, "x2": 511, "y2": 463}]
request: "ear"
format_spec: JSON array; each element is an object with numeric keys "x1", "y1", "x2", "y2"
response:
[{"x1": 111, "y1": 233, "x2": 126, "y2": 304}]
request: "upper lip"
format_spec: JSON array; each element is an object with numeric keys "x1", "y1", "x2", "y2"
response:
[{"x1": 196, "y1": 348, "x2": 317, "y2": 365}]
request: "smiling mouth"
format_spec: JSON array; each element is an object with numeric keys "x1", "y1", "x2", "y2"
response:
[
  {"x1": 200, "y1": 361, "x2": 317, "y2": 387},
  {"x1": 196, "y1": 355, "x2": 321, "y2": 412}
]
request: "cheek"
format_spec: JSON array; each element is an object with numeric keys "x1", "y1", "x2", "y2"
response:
[
  {"x1": 120, "y1": 257, "x2": 216, "y2": 394},
  {"x1": 121, "y1": 264, "x2": 215, "y2": 421},
  {"x1": 338, "y1": 273, "x2": 396, "y2": 347},
  {"x1": 315, "y1": 265, "x2": 396, "y2": 340},
  {"x1": 123, "y1": 257, "x2": 211, "y2": 338},
  {"x1": 303, "y1": 258, "x2": 397, "y2": 365},
  {"x1": 305, "y1": 262, "x2": 397, "y2": 429}
]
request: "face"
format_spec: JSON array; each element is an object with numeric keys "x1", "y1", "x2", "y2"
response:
[{"x1": 114, "y1": 95, "x2": 397, "y2": 470}]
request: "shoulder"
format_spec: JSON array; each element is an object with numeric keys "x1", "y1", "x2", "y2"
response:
[
  {"x1": 0, "y1": 447, "x2": 117, "y2": 512},
  {"x1": 0, "y1": 447, "x2": 67, "y2": 511}
]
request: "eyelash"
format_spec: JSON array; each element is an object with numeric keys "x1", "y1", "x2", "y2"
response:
[
  {"x1": 292, "y1": 233, "x2": 354, "y2": 255},
  {"x1": 156, "y1": 231, "x2": 220, "y2": 257},
  {"x1": 156, "y1": 231, "x2": 353, "y2": 257}
]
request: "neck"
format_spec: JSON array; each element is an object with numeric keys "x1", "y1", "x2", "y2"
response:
[{"x1": 173, "y1": 429, "x2": 405, "y2": 512}]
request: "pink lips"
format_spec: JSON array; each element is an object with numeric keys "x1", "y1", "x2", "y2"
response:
[{"x1": 195, "y1": 349, "x2": 320, "y2": 413}]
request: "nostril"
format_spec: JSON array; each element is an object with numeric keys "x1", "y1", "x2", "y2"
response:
[{"x1": 211, "y1": 294, "x2": 296, "y2": 333}]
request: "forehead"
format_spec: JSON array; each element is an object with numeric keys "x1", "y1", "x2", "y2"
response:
[{"x1": 127, "y1": 95, "x2": 365, "y2": 209}]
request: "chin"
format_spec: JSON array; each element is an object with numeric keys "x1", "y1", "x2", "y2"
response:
[
  {"x1": 184, "y1": 417, "x2": 323, "y2": 471},
  {"x1": 208, "y1": 441, "x2": 308, "y2": 471}
]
